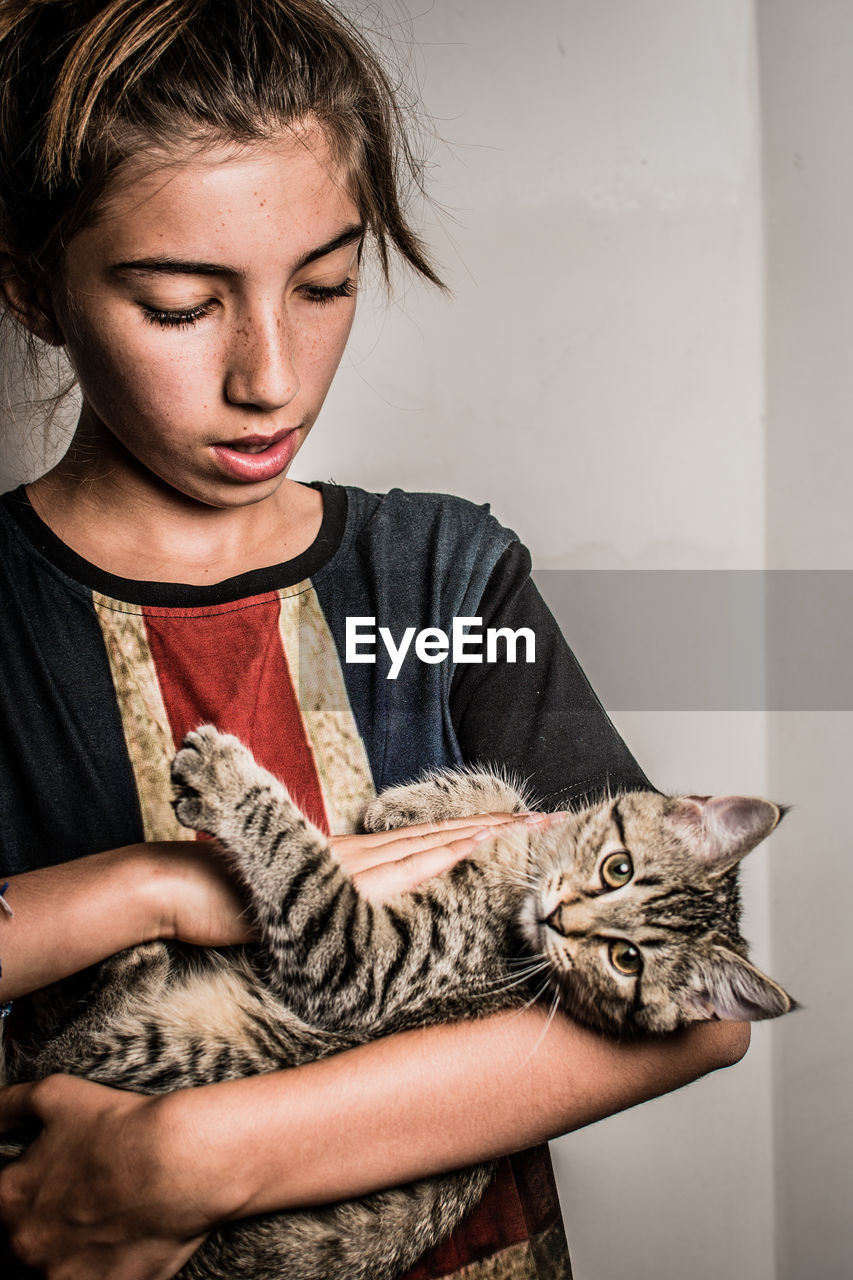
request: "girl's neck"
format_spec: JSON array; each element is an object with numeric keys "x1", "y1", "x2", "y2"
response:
[{"x1": 27, "y1": 440, "x2": 323, "y2": 586}]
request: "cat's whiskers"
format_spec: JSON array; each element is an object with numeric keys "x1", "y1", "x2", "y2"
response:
[
  {"x1": 496, "y1": 864, "x2": 538, "y2": 889},
  {"x1": 501, "y1": 973, "x2": 554, "y2": 1026},
  {"x1": 487, "y1": 956, "x2": 548, "y2": 980},
  {"x1": 493, "y1": 860, "x2": 542, "y2": 901},
  {"x1": 479, "y1": 958, "x2": 551, "y2": 999},
  {"x1": 503, "y1": 950, "x2": 550, "y2": 977},
  {"x1": 543, "y1": 937, "x2": 572, "y2": 976},
  {"x1": 514, "y1": 986, "x2": 563, "y2": 1070}
]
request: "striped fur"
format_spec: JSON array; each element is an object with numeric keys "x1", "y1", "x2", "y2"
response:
[{"x1": 1, "y1": 727, "x2": 795, "y2": 1280}]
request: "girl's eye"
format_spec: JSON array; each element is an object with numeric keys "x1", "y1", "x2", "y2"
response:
[
  {"x1": 299, "y1": 277, "x2": 357, "y2": 306},
  {"x1": 141, "y1": 301, "x2": 217, "y2": 329},
  {"x1": 601, "y1": 851, "x2": 633, "y2": 889},
  {"x1": 609, "y1": 939, "x2": 642, "y2": 977}
]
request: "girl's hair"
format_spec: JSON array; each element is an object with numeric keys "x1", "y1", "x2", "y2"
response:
[{"x1": 0, "y1": 0, "x2": 442, "y2": 298}]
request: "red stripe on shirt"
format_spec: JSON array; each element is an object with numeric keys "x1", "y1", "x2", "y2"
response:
[
  {"x1": 400, "y1": 1147, "x2": 564, "y2": 1278},
  {"x1": 142, "y1": 594, "x2": 329, "y2": 832}
]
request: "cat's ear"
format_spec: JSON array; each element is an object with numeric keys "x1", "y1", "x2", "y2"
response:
[
  {"x1": 669, "y1": 795, "x2": 785, "y2": 872},
  {"x1": 689, "y1": 945, "x2": 796, "y2": 1022}
]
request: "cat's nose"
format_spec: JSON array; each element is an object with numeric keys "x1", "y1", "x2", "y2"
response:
[{"x1": 545, "y1": 903, "x2": 572, "y2": 936}]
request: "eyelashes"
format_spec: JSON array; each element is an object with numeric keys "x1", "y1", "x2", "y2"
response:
[
  {"x1": 298, "y1": 277, "x2": 358, "y2": 306},
  {"x1": 140, "y1": 278, "x2": 357, "y2": 329},
  {"x1": 141, "y1": 300, "x2": 217, "y2": 329}
]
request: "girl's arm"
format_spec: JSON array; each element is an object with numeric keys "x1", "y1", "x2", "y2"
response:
[
  {"x1": 147, "y1": 1007, "x2": 750, "y2": 1215},
  {"x1": 0, "y1": 1006, "x2": 748, "y2": 1280},
  {"x1": 0, "y1": 842, "x2": 251, "y2": 1000}
]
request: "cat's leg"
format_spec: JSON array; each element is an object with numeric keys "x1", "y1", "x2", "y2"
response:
[
  {"x1": 171, "y1": 728, "x2": 499, "y2": 1036},
  {"x1": 0, "y1": 945, "x2": 175, "y2": 1181},
  {"x1": 176, "y1": 1163, "x2": 495, "y2": 1280},
  {"x1": 13, "y1": 943, "x2": 174, "y2": 1084},
  {"x1": 172, "y1": 727, "x2": 383, "y2": 1030},
  {"x1": 363, "y1": 767, "x2": 529, "y2": 832},
  {"x1": 80, "y1": 942, "x2": 173, "y2": 1018}
]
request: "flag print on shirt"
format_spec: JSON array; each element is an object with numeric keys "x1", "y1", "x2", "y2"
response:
[{"x1": 92, "y1": 581, "x2": 375, "y2": 839}]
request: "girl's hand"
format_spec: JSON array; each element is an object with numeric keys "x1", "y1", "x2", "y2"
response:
[
  {"x1": 155, "y1": 840, "x2": 258, "y2": 948},
  {"x1": 166, "y1": 811, "x2": 569, "y2": 932},
  {"x1": 0, "y1": 1075, "x2": 212, "y2": 1280},
  {"x1": 330, "y1": 811, "x2": 565, "y2": 901},
  {"x1": 163, "y1": 815, "x2": 564, "y2": 936}
]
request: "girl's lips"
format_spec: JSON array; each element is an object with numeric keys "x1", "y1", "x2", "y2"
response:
[{"x1": 210, "y1": 430, "x2": 299, "y2": 483}]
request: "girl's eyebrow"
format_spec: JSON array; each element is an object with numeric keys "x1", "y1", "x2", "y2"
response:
[{"x1": 111, "y1": 223, "x2": 365, "y2": 279}]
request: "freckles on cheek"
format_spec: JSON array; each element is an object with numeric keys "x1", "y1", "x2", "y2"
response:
[
  {"x1": 99, "y1": 342, "x2": 208, "y2": 428},
  {"x1": 306, "y1": 312, "x2": 355, "y2": 375}
]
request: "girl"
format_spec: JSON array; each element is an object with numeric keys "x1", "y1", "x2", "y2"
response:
[{"x1": 0, "y1": 2, "x2": 748, "y2": 1278}]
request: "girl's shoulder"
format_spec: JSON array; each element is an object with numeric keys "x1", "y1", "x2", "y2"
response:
[{"x1": 342, "y1": 483, "x2": 519, "y2": 570}]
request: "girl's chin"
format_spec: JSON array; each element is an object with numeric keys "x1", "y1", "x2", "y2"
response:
[{"x1": 120, "y1": 454, "x2": 295, "y2": 511}]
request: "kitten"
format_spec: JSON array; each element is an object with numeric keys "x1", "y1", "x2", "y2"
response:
[{"x1": 0, "y1": 726, "x2": 795, "y2": 1280}]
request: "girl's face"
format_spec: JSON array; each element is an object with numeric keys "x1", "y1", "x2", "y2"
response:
[{"x1": 52, "y1": 129, "x2": 362, "y2": 508}]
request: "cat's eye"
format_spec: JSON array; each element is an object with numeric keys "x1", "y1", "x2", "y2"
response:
[
  {"x1": 609, "y1": 939, "x2": 643, "y2": 976},
  {"x1": 601, "y1": 851, "x2": 633, "y2": 889}
]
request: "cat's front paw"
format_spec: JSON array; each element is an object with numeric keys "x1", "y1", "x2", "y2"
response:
[
  {"x1": 171, "y1": 725, "x2": 263, "y2": 835},
  {"x1": 363, "y1": 769, "x2": 528, "y2": 831}
]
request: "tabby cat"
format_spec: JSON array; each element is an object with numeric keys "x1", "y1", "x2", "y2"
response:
[{"x1": 1, "y1": 725, "x2": 795, "y2": 1280}]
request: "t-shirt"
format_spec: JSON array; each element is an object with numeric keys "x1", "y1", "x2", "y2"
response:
[{"x1": 0, "y1": 481, "x2": 651, "y2": 1280}]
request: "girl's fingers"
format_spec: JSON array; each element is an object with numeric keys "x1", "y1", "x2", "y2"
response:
[
  {"x1": 352, "y1": 828, "x2": 500, "y2": 901},
  {"x1": 0, "y1": 1079, "x2": 210, "y2": 1279},
  {"x1": 331, "y1": 811, "x2": 571, "y2": 877},
  {"x1": 331, "y1": 819, "x2": 513, "y2": 876},
  {"x1": 526, "y1": 811, "x2": 571, "y2": 829},
  {"x1": 341, "y1": 813, "x2": 570, "y2": 900},
  {"x1": 333, "y1": 811, "x2": 525, "y2": 852}
]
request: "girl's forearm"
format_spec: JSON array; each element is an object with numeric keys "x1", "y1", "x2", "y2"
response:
[
  {"x1": 0, "y1": 845, "x2": 168, "y2": 999},
  {"x1": 159, "y1": 1009, "x2": 750, "y2": 1223},
  {"x1": 0, "y1": 840, "x2": 250, "y2": 1000}
]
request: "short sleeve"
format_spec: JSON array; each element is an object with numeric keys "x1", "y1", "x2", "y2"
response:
[{"x1": 450, "y1": 541, "x2": 654, "y2": 810}]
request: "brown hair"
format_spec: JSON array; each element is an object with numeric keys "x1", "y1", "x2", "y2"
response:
[{"x1": 0, "y1": 0, "x2": 442, "y2": 301}]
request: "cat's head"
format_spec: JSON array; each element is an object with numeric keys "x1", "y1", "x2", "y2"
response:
[{"x1": 519, "y1": 791, "x2": 795, "y2": 1037}]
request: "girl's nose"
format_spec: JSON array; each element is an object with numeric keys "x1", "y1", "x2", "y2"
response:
[{"x1": 224, "y1": 310, "x2": 300, "y2": 411}]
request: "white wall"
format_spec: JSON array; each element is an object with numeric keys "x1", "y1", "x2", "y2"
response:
[
  {"x1": 758, "y1": 4, "x2": 853, "y2": 1277},
  {"x1": 303, "y1": 0, "x2": 766, "y2": 572}
]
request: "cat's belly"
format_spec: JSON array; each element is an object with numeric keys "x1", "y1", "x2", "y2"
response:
[{"x1": 8, "y1": 946, "x2": 355, "y2": 1092}]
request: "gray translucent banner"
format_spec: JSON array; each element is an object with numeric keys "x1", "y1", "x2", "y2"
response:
[{"x1": 532, "y1": 570, "x2": 853, "y2": 711}]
